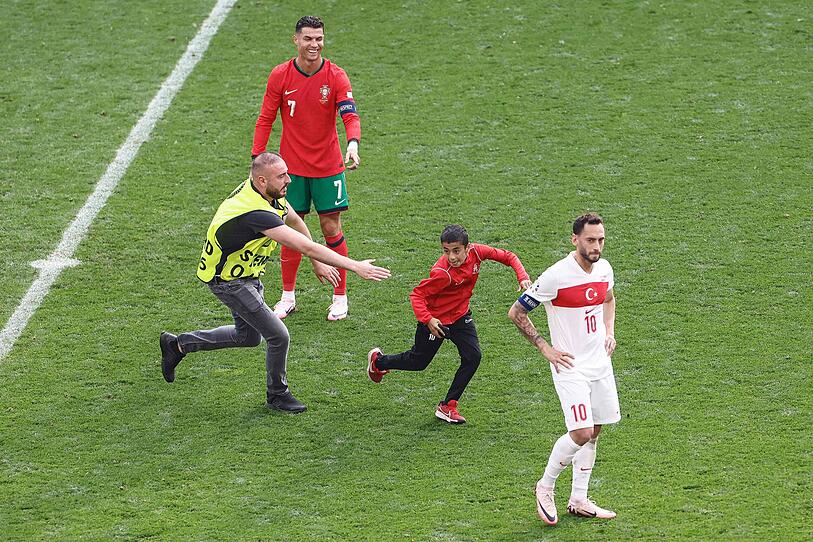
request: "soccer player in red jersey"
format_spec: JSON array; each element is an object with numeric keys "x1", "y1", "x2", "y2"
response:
[
  {"x1": 252, "y1": 15, "x2": 360, "y2": 321},
  {"x1": 367, "y1": 225, "x2": 532, "y2": 424},
  {"x1": 508, "y1": 213, "x2": 619, "y2": 524}
]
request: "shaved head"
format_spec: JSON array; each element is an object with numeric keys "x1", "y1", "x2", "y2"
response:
[
  {"x1": 250, "y1": 152, "x2": 290, "y2": 201},
  {"x1": 251, "y1": 151, "x2": 283, "y2": 178}
]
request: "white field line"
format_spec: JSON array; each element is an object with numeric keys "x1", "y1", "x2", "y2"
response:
[{"x1": 0, "y1": 0, "x2": 237, "y2": 361}]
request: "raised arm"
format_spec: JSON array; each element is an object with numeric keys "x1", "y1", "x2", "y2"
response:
[{"x1": 472, "y1": 244, "x2": 531, "y2": 288}]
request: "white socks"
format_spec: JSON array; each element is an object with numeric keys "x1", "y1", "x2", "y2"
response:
[
  {"x1": 281, "y1": 290, "x2": 295, "y2": 302},
  {"x1": 541, "y1": 433, "x2": 583, "y2": 488},
  {"x1": 570, "y1": 438, "x2": 597, "y2": 501}
]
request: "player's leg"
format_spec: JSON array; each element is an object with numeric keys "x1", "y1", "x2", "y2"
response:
[
  {"x1": 567, "y1": 374, "x2": 620, "y2": 519},
  {"x1": 373, "y1": 323, "x2": 443, "y2": 373},
  {"x1": 275, "y1": 174, "x2": 311, "y2": 318},
  {"x1": 210, "y1": 278, "x2": 304, "y2": 412},
  {"x1": 161, "y1": 279, "x2": 264, "y2": 382},
  {"x1": 535, "y1": 379, "x2": 593, "y2": 525},
  {"x1": 437, "y1": 313, "x2": 482, "y2": 423},
  {"x1": 570, "y1": 424, "x2": 600, "y2": 503},
  {"x1": 312, "y1": 172, "x2": 350, "y2": 320},
  {"x1": 319, "y1": 212, "x2": 348, "y2": 320}
]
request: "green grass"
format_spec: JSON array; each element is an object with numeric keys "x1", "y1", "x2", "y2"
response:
[{"x1": 1, "y1": 0, "x2": 811, "y2": 540}]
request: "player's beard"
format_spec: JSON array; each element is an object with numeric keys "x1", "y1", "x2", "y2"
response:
[{"x1": 579, "y1": 247, "x2": 601, "y2": 263}]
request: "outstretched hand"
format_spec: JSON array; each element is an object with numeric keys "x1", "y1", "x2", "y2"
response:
[
  {"x1": 354, "y1": 259, "x2": 391, "y2": 281},
  {"x1": 312, "y1": 260, "x2": 340, "y2": 287},
  {"x1": 518, "y1": 279, "x2": 532, "y2": 291}
]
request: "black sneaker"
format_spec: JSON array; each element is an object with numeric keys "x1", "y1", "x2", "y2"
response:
[
  {"x1": 160, "y1": 332, "x2": 185, "y2": 383},
  {"x1": 266, "y1": 390, "x2": 307, "y2": 413}
]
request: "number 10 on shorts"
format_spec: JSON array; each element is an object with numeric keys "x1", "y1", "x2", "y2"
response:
[{"x1": 571, "y1": 403, "x2": 588, "y2": 422}]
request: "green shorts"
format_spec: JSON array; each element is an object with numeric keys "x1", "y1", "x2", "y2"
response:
[{"x1": 286, "y1": 172, "x2": 349, "y2": 215}]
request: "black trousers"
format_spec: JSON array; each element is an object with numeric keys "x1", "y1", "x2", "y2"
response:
[{"x1": 376, "y1": 312, "x2": 482, "y2": 403}]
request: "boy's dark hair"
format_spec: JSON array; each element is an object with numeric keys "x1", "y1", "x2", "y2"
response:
[
  {"x1": 572, "y1": 213, "x2": 603, "y2": 235},
  {"x1": 296, "y1": 16, "x2": 324, "y2": 33},
  {"x1": 440, "y1": 224, "x2": 469, "y2": 246}
]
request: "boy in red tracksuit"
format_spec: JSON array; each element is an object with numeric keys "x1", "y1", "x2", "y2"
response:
[{"x1": 367, "y1": 224, "x2": 531, "y2": 424}]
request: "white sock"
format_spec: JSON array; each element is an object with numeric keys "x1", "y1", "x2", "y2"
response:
[
  {"x1": 570, "y1": 438, "x2": 597, "y2": 501},
  {"x1": 281, "y1": 290, "x2": 295, "y2": 302},
  {"x1": 332, "y1": 294, "x2": 347, "y2": 303},
  {"x1": 541, "y1": 433, "x2": 582, "y2": 488}
]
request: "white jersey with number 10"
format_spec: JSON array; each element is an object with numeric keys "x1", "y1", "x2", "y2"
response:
[{"x1": 518, "y1": 252, "x2": 614, "y2": 382}]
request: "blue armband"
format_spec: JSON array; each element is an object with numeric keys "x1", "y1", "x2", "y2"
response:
[
  {"x1": 338, "y1": 100, "x2": 356, "y2": 116},
  {"x1": 517, "y1": 293, "x2": 540, "y2": 311}
]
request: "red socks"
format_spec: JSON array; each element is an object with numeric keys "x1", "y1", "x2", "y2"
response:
[
  {"x1": 280, "y1": 231, "x2": 348, "y2": 295},
  {"x1": 325, "y1": 231, "x2": 348, "y2": 295},
  {"x1": 280, "y1": 244, "x2": 302, "y2": 292}
]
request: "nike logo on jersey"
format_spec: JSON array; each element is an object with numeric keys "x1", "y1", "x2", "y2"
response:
[
  {"x1": 284, "y1": 89, "x2": 298, "y2": 95},
  {"x1": 585, "y1": 306, "x2": 598, "y2": 315}
]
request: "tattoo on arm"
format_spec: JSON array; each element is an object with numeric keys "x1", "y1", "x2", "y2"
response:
[{"x1": 511, "y1": 305, "x2": 544, "y2": 347}]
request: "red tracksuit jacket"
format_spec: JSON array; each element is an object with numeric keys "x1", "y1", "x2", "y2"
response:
[{"x1": 410, "y1": 243, "x2": 530, "y2": 325}]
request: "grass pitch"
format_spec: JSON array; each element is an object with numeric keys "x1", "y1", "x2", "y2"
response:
[{"x1": 1, "y1": 1, "x2": 811, "y2": 540}]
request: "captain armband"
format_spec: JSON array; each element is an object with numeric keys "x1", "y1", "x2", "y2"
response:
[
  {"x1": 517, "y1": 293, "x2": 540, "y2": 311},
  {"x1": 338, "y1": 100, "x2": 357, "y2": 116}
]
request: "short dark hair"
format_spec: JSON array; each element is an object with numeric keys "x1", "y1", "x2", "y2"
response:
[
  {"x1": 572, "y1": 213, "x2": 603, "y2": 235},
  {"x1": 296, "y1": 16, "x2": 324, "y2": 33},
  {"x1": 440, "y1": 224, "x2": 469, "y2": 246}
]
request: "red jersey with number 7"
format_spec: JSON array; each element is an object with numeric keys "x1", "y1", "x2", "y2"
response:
[
  {"x1": 252, "y1": 58, "x2": 361, "y2": 178},
  {"x1": 410, "y1": 243, "x2": 530, "y2": 326}
]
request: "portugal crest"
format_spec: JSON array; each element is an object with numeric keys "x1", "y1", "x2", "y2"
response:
[{"x1": 319, "y1": 84, "x2": 331, "y2": 104}]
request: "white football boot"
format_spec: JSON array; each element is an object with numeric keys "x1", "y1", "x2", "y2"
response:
[
  {"x1": 273, "y1": 295, "x2": 296, "y2": 319},
  {"x1": 567, "y1": 497, "x2": 616, "y2": 519},
  {"x1": 535, "y1": 482, "x2": 558, "y2": 525},
  {"x1": 327, "y1": 294, "x2": 348, "y2": 321}
]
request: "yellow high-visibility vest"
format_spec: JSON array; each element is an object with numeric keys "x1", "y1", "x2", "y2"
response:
[{"x1": 196, "y1": 179, "x2": 287, "y2": 282}]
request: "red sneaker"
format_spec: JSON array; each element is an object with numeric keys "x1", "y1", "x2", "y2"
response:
[
  {"x1": 367, "y1": 348, "x2": 388, "y2": 383},
  {"x1": 435, "y1": 400, "x2": 466, "y2": 424}
]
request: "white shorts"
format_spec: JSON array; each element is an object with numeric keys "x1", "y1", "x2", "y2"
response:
[{"x1": 553, "y1": 374, "x2": 621, "y2": 431}]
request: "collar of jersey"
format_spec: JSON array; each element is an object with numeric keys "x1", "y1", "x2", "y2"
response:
[{"x1": 293, "y1": 58, "x2": 325, "y2": 77}]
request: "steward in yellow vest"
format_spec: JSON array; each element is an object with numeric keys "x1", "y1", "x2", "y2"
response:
[
  {"x1": 197, "y1": 178, "x2": 287, "y2": 282},
  {"x1": 160, "y1": 152, "x2": 391, "y2": 413}
]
